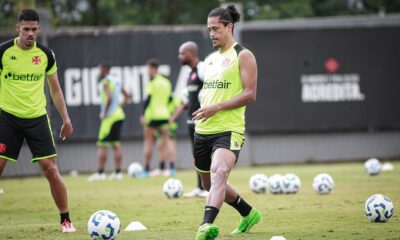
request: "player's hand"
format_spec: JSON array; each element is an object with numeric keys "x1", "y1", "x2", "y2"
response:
[
  {"x1": 60, "y1": 119, "x2": 73, "y2": 141},
  {"x1": 192, "y1": 104, "x2": 220, "y2": 121},
  {"x1": 140, "y1": 115, "x2": 145, "y2": 125},
  {"x1": 99, "y1": 112, "x2": 105, "y2": 119}
]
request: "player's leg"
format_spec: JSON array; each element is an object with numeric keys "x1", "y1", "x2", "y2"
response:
[
  {"x1": 193, "y1": 133, "x2": 219, "y2": 240},
  {"x1": 0, "y1": 159, "x2": 7, "y2": 175},
  {"x1": 0, "y1": 110, "x2": 24, "y2": 175},
  {"x1": 98, "y1": 146, "x2": 107, "y2": 172},
  {"x1": 207, "y1": 148, "x2": 236, "y2": 208},
  {"x1": 150, "y1": 129, "x2": 165, "y2": 177},
  {"x1": 163, "y1": 125, "x2": 176, "y2": 176},
  {"x1": 39, "y1": 157, "x2": 68, "y2": 212},
  {"x1": 113, "y1": 144, "x2": 122, "y2": 174},
  {"x1": 157, "y1": 126, "x2": 173, "y2": 174},
  {"x1": 142, "y1": 124, "x2": 156, "y2": 176},
  {"x1": 107, "y1": 120, "x2": 123, "y2": 180},
  {"x1": 212, "y1": 133, "x2": 261, "y2": 235},
  {"x1": 184, "y1": 124, "x2": 207, "y2": 198},
  {"x1": 89, "y1": 117, "x2": 111, "y2": 181},
  {"x1": 24, "y1": 114, "x2": 75, "y2": 232},
  {"x1": 38, "y1": 157, "x2": 75, "y2": 232}
]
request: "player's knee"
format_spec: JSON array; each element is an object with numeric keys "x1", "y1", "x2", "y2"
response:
[
  {"x1": 41, "y1": 164, "x2": 59, "y2": 178},
  {"x1": 211, "y1": 166, "x2": 228, "y2": 180}
]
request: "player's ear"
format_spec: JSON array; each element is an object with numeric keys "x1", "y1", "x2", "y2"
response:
[{"x1": 16, "y1": 23, "x2": 20, "y2": 33}]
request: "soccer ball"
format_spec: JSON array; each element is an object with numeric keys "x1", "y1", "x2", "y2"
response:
[
  {"x1": 365, "y1": 194, "x2": 394, "y2": 222},
  {"x1": 88, "y1": 210, "x2": 120, "y2": 240},
  {"x1": 127, "y1": 162, "x2": 143, "y2": 177},
  {"x1": 312, "y1": 173, "x2": 334, "y2": 194},
  {"x1": 163, "y1": 178, "x2": 183, "y2": 198},
  {"x1": 282, "y1": 173, "x2": 301, "y2": 194},
  {"x1": 268, "y1": 174, "x2": 284, "y2": 194},
  {"x1": 249, "y1": 173, "x2": 268, "y2": 193},
  {"x1": 364, "y1": 158, "x2": 382, "y2": 176}
]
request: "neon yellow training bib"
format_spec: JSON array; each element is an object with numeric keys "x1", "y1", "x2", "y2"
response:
[{"x1": 195, "y1": 43, "x2": 246, "y2": 134}]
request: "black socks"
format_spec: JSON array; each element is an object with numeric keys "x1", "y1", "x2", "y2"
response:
[
  {"x1": 227, "y1": 195, "x2": 252, "y2": 217},
  {"x1": 60, "y1": 212, "x2": 71, "y2": 224},
  {"x1": 201, "y1": 206, "x2": 219, "y2": 225}
]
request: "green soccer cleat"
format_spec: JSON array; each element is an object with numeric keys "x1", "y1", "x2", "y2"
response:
[
  {"x1": 231, "y1": 208, "x2": 262, "y2": 236},
  {"x1": 195, "y1": 223, "x2": 219, "y2": 240}
]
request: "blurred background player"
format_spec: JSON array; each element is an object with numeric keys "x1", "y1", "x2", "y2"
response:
[
  {"x1": 88, "y1": 64, "x2": 129, "y2": 181},
  {"x1": 140, "y1": 58, "x2": 172, "y2": 177},
  {"x1": 0, "y1": 9, "x2": 75, "y2": 232},
  {"x1": 170, "y1": 41, "x2": 207, "y2": 198},
  {"x1": 151, "y1": 94, "x2": 181, "y2": 177},
  {"x1": 192, "y1": 5, "x2": 260, "y2": 239}
]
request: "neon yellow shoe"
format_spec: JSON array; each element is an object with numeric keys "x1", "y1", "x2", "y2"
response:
[
  {"x1": 231, "y1": 208, "x2": 262, "y2": 235},
  {"x1": 195, "y1": 223, "x2": 219, "y2": 240}
]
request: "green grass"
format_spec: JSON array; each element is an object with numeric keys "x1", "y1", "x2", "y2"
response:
[{"x1": 0, "y1": 162, "x2": 399, "y2": 240}]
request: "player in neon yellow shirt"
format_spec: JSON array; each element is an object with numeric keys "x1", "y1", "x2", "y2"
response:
[
  {"x1": 87, "y1": 64, "x2": 129, "y2": 182},
  {"x1": 140, "y1": 58, "x2": 172, "y2": 177},
  {"x1": 0, "y1": 9, "x2": 75, "y2": 233},
  {"x1": 192, "y1": 5, "x2": 261, "y2": 240}
]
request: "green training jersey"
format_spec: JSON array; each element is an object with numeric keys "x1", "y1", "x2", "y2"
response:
[
  {"x1": 0, "y1": 38, "x2": 57, "y2": 118},
  {"x1": 195, "y1": 43, "x2": 246, "y2": 134},
  {"x1": 144, "y1": 74, "x2": 172, "y2": 121}
]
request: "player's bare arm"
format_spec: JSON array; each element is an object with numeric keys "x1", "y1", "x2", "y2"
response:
[
  {"x1": 47, "y1": 72, "x2": 73, "y2": 140},
  {"x1": 192, "y1": 49, "x2": 257, "y2": 121},
  {"x1": 100, "y1": 83, "x2": 112, "y2": 119}
]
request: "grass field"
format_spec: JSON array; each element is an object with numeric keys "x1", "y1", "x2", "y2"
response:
[{"x1": 0, "y1": 162, "x2": 399, "y2": 240}]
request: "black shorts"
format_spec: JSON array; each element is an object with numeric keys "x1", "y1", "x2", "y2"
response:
[
  {"x1": 0, "y1": 110, "x2": 57, "y2": 162},
  {"x1": 193, "y1": 131, "x2": 245, "y2": 172},
  {"x1": 147, "y1": 119, "x2": 168, "y2": 128},
  {"x1": 97, "y1": 119, "x2": 124, "y2": 147}
]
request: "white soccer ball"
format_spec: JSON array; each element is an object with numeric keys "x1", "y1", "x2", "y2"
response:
[
  {"x1": 163, "y1": 178, "x2": 183, "y2": 198},
  {"x1": 249, "y1": 173, "x2": 269, "y2": 194},
  {"x1": 312, "y1": 173, "x2": 334, "y2": 194},
  {"x1": 127, "y1": 162, "x2": 143, "y2": 177},
  {"x1": 88, "y1": 210, "x2": 121, "y2": 240},
  {"x1": 268, "y1": 174, "x2": 284, "y2": 194},
  {"x1": 282, "y1": 173, "x2": 301, "y2": 194},
  {"x1": 364, "y1": 158, "x2": 382, "y2": 176},
  {"x1": 365, "y1": 194, "x2": 394, "y2": 222}
]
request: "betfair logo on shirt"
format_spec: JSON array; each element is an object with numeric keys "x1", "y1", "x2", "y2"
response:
[
  {"x1": 203, "y1": 80, "x2": 231, "y2": 89},
  {"x1": 4, "y1": 72, "x2": 43, "y2": 81}
]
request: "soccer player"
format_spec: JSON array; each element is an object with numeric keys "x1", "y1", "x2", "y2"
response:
[
  {"x1": 170, "y1": 41, "x2": 207, "y2": 198},
  {"x1": 87, "y1": 64, "x2": 129, "y2": 181},
  {"x1": 0, "y1": 9, "x2": 76, "y2": 232},
  {"x1": 192, "y1": 5, "x2": 261, "y2": 239},
  {"x1": 140, "y1": 58, "x2": 172, "y2": 177},
  {"x1": 152, "y1": 95, "x2": 181, "y2": 177}
]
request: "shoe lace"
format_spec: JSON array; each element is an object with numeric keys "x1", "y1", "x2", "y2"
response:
[{"x1": 61, "y1": 219, "x2": 71, "y2": 228}]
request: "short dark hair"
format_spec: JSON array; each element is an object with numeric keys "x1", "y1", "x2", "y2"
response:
[
  {"x1": 208, "y1": 4, "x2": 241, "y2": 26},
  {"x1": 100, "y1": 63, "x2": 111, "y2": 70},
  {"x1": 147, "y1": 58, "x2": 160, "y2": 69},
  {"x1": 18, "y1": 9, "x2": 40, "y2": 23}
]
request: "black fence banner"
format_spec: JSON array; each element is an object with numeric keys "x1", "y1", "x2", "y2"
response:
[
  {"x1": 47, "y1": 29, "x2": 212, "y2": 141},
  {"x1": 243, "y1": 26, "x2": 400, "y2": 133}
]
